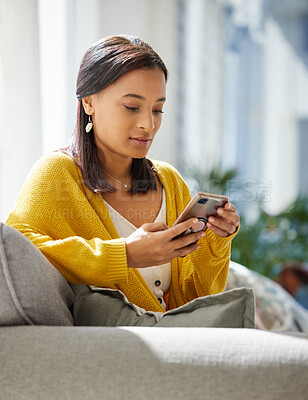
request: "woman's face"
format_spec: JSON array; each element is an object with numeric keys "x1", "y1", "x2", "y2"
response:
[{"x1": 83, "y1": 67, "x2": 166, "y2": 161}]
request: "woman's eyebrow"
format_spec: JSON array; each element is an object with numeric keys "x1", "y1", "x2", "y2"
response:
[{"x1": 122, "y1": 93, "x2": 166, "y2": 102}]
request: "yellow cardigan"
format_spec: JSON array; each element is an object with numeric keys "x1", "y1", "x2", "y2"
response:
[{"x1": 6, "y1": 152, "x2": 237, "y2": 312}]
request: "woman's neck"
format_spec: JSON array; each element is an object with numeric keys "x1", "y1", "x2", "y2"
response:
[{"x1": 97, "y1": 148, "x2": 133, "y2": 181}]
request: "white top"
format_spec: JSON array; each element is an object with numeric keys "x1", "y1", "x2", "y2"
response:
[{"x1": 104, "y1": 189, "x2": 171, "y2": 309}]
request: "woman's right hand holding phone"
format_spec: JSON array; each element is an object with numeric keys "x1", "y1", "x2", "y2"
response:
[{"x1": 125, "y1": 218, "x2": 205, "y2": 268}]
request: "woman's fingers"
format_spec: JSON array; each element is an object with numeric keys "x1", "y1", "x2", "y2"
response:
[
  {"x1": 172, "y1": 230, "x2": 205, "y2": 249},
  {"x1": 175, "y1": 242, "x2": 201, "y2": 258},
  {"x1": 206, "y1": 222, "x2": 233, "y2": 237},
  {"x1": 207, "y1": 217, "x2": 237, "y2": 236},
  {"x1": 143, "y1": 221, "x2": 169, "y2": 232},
  {"x1": 207, "y1": 202, "x2": 240, "y2": 237},
  {"x1": 217, "y1": 204, "x2": 240, "y2": 225},
  {"x1": 168, "y1": 217, "x2": 201, "y2": 239},
  {"x1": 225, "y1": 202, "x2": 236, "y2": 212}
]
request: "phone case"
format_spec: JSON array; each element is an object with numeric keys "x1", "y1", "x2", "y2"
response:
[{"x1": 172, "y1": 192, "x2": 228, "y2": 235}]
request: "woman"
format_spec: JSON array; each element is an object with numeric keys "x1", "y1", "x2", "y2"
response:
[{"x1": 6, "y1": 35, "x2": 239, "y2": 312}]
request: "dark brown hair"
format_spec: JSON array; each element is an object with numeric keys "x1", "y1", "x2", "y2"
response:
[{"x1": 68, "y1": 35, "x2": 168, "y2": 194}]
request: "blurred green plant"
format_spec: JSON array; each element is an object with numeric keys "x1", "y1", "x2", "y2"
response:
[
  {"x1": 182, "y1": 165, "x2": 308, "y2": 278},
  {"x1": 182, "y1": 164, "x2": 237, "y2": 195},
  {"x1": 232, "y1": 197, "x2": 308, "y2": 278}
]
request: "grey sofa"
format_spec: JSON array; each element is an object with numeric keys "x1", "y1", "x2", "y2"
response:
[{"x1": 1, "y1": 222, "x2": 307, "y2": 400}]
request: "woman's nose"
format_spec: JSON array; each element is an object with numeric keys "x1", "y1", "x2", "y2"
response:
[{"x1": 137, "y1": 111, "x2": 155, "y2": 132}]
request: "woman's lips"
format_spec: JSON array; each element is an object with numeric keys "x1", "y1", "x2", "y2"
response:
[{"x1": 130, "y1": 137, "x2": 152, "y2": 147}]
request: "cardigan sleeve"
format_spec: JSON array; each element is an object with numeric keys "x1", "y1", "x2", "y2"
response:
[
  {"x1": 175, "y1": 229, "x2": 237, "y2": 304},
  {"x1": 6, "y1": 152, "x2": 129, "y2": 287},
  {"x1": 157, "y1": 162, "x2": 238, "y2": 308}
]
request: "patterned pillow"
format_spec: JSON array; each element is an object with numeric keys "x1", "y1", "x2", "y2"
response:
[{"x1": 226, "y1": 261, "x2": 308, "y2": 332}]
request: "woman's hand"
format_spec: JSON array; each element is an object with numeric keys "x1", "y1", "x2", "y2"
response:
[
  {"x1": 206, "y1": 202, "x2": 240, "y2": 237},
  {"x1": 125, "y1": 218, "x2": 205, "y2": 268}
]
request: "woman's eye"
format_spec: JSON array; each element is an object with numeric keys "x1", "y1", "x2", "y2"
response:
[
  {"x1": 124, "y1": 105, "x2": 164, "y2": 115},
  {"x1": 124, "y1": 105, "x2": 139, "y2": 112}
]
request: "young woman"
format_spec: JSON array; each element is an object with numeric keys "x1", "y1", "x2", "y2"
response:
[{"x1": 6, "y1": 35, "x2": 239, "y2": 312}]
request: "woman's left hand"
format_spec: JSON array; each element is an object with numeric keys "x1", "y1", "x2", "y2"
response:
[{"x1": 206, "y1": 202, "x2": 240, "y2": 237}]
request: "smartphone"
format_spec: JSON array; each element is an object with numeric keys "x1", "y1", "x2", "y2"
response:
[{"x1": 172, "y1": 192, "x2": 229, "y2": 236}]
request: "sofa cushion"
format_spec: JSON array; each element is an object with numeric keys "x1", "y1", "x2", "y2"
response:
[
  {"x1": 0, "y1": 326, "x2": 307, "y2": 400},
  {"x1": 71, "y1": 284, "x2": 255, "y2": 328},
  {"x1": 0, "y1": 223, "x2": 74, "y2": 326}
]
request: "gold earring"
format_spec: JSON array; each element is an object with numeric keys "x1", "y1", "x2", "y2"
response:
[{"x1": 85, "y1": 115, "x2": 93, "y2": 133}]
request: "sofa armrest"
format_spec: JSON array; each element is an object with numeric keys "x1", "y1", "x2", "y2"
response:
[{"x1": 0, "y1": 326, "x2": 307, "y2": 400}]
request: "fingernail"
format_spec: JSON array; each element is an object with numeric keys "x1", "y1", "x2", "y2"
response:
[
  {"x1": 200, "y1": 232, "x2": 206, "y2": 237},
  {"x1": 209, "y1": 217, "x2": 215, "y2": 223},
  {"x1": 217, "y1": 208, "x2": 223, "y2": 215},
  {"x1": 193, "y1": 218, "x2": 199, "y2": 224}
]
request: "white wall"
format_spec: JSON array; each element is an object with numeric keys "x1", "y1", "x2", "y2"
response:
[
  {"x1": 0, "y1": 0, "x2": 42, "y2": 221},
  {"x1": 38, "y1": 0, "x2": 69, "y2": 153},
  {"x1": 262, "y1": 17, "x2": 308, "y2": 214},
  {"x1": 179, "y1": 0, "x2": 225, "y2": 171}
]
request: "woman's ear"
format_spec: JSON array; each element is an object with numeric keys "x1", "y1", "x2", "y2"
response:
[{"x1": 82, "y1": 96, "x2": 94, "y2": 115}]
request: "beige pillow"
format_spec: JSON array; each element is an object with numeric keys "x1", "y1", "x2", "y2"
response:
[{"x1": 71, "y1": 284, "x2": 255, "y2": 328}]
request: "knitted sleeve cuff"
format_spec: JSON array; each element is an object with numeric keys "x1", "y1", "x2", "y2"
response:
[
  {"x1": 103, "y1": 238, "x2": 128, "y2": 283},
  {"x1": 206, "y1": 224, "x2": 239, "y2": 253}
]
